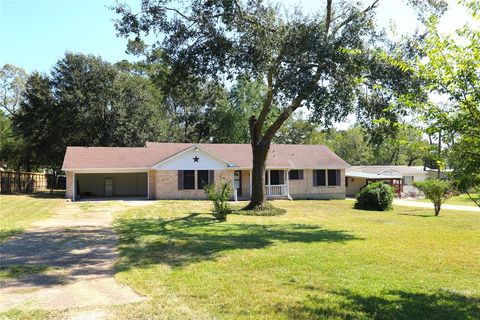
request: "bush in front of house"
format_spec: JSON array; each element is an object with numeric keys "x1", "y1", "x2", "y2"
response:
[
  {"x1": 354, "y1": 182, "x2": 395, "y2": 211},
  {"x1": 204, "y1": 182, "x2": 233, "y2": 221}
]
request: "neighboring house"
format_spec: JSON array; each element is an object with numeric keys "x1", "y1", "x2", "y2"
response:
[
  {"x1": 62, "y1": 142, "x2": 349, "y2": 201},
  {"x1": 346, "y1": 165, "x2": 429, "y2": 197}
]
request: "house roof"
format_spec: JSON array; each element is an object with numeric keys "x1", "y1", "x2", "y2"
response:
[
  {"x1": 347, "y1": 165, "x2": 427, "y2": 176},
  {"x1": 62, "y1": 142, "x2": 349, "y2": 170}
]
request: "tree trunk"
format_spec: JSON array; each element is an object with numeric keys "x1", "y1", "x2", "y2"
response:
[
  {"x1": 434, "y1": 203, "x2": 440, "y2": 216},
  {"x1": 244, "y1": 141, "x2": 270, "y2": 209}
]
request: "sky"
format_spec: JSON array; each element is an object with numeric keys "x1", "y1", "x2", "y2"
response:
[{"x1": 0, "y1": 0, "x2": 476, "y2": 74}]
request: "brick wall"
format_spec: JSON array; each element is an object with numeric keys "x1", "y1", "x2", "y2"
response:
[
  {"x1": 289, "y1": 169, "x2": 346, "y2": 199},
  {"x1": 153, "y1": 169, "x2": 232, "y2": 200},
  {"x1": 66, "y1": 171, "x2": 74, "y2": 200}
]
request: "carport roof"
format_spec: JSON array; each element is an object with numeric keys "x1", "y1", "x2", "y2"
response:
[
  {"x1": 345, "y1": 172, "x2": 403, "y2": 179},
  {"x1": 62, "y1": 142, "x2": 349, "y2": 170}
]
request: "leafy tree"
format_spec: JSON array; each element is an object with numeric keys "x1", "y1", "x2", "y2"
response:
[
  {"x1": 0, "y1": 64, "x2": 27, "y2": 115},
  {"x1": 414, "y1": 179, "x2": 452, "y2": 216},
  {"x1": 113, "y1": 0, "x2": 440, "y2": 209},
  {"x1": 12, "y1": 53, "x2": 168, "y2": 172},
  {"x1": 370, "y1": 124, "x2": 431, "y2": 166},
  {"x1": 326, "y1": 126, "x2": 375, "y2": 165},
  {"x1": 417, "y1": 1, "x2": 480, "y2": 206}
]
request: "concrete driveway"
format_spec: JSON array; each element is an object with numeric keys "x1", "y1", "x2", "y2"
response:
[
  {"x1": 393, "y1": 199, "x2": 480, "y2": 212},
  {"x1": 0, "y1": 200, "x2": 151, "y2": 314}
]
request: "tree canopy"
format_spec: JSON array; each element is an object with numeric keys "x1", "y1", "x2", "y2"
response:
[{"x1": 113, "y1": 0, "x2": 441, "y2": 208}]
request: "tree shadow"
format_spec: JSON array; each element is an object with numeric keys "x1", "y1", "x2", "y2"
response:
[
  {"x1": 114, "y1": 213, "x2": 359, "y2": 270},
  {"x1": 0, "y1": 227, "x2": 117, "y2": 288},
  {"x1": 286, "y1": 289, "x2": 480, "y2": 320}
]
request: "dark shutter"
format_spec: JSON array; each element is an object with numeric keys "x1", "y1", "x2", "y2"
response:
[
  {"x1": 209, "y1": 170, "x2": 215, "y2": 185},
  {"x1": 299, "y1": 170, "x2": 304, "y2": 180},
  {"x1": 336, "y1": 170, "x2": 341, "y2": 186},
  {"x1": 178, "y1": 170, "x2": 183, "y2": 190},
  {"x1": 313, "y1": 170, "x2": 317, "y2": 186},
  {"x1": 279, "y1": 171, "x2": 284, "y2": 184}
]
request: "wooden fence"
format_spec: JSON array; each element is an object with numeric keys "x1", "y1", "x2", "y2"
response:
[{"x1": 0, "y1": 171, "x2": 66, "y2": 194}]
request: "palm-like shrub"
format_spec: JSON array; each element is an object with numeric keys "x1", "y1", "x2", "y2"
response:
[
  {"x1": 354, "y1": 182, "x2": 395, "y2": 211},
  {"x1": 204, "y1": 182, "x2": 233, "y2": 221},
  {"x1": 414, "y1": 179, "x2": 452, "y2": 216}
]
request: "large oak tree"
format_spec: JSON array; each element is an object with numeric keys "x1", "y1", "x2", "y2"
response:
[{"x1": 113, "y1": 0, "x2": 443, "y2": 209}]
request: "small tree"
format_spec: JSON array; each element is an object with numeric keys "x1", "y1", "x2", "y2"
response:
[
  {"x1": 354, "y1": 182, "x2": 395, "y2": 211},
  {"x1": 204, "y1": 182, "x2": 233, "y2": 221},
  {"x1": 414, "y1": 179, "x2": 452, "y2": 216}
]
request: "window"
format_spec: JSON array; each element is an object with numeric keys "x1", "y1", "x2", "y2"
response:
[
  {"x1": 404, "y1": 176, "x2": 414, "y2": 185},
  {"x1": 289, "y1": 170, "x2": 303, "y2": 180},
  {"x1": 179, "y1": 170, "x2": 214, "y2": 190},
  {"x1": 314, "y1": 170, "x2": 326, "y2": 186},
  {"x1": 197, "y1": 170, "x2": 209, "y2": 189},
  {"x1": 328, "y1": 170, "x2": 340, "y2": 186},
  {"x1": 183, "y1": 170, "x2": 195, "y2": 189}
]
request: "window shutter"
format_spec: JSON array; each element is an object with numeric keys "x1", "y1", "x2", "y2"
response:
[
  {"x1": 299, "y1": 170, "x2": 304, "y2": 180},
  {"x1": 178, "y1": 170, "x2": 183, "y2": 190},
  {"x1": 336, "y1": 170, "x2": 341, "y2": 186},
  {"x1": 313, "y1": 170, "x2": 317, "y2": 186},
  {"x1": 209, "y1": 170, "x2": 215, "y2": 185},
  {"x1": 279, "y1": 171, "x2": 284, "y2": 184}
]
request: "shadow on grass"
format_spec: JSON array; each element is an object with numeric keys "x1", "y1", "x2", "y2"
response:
[
  {"x1": 0, "y1": 227, "x2": 117, "y2": 287},
  {"x1": 0, "y1": 229, "x2": 22, "y2": 242},
  {"x1": 114, "y1": 213, "x2": 359, "y2": 270},
  {"x1": 286, "y1": 289, "x2": 480, "y2": 320}
]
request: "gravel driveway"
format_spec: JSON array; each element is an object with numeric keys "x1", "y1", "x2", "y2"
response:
[{"x1": 0, "y1": 200, "x2": 150, "y2": 315}]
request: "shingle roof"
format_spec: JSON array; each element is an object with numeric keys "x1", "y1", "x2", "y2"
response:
[
  {"x1": 62, "y1": 142, "x2": 349, "y2": 170},
  {"x1": 347, "y1": 165, "x2": 427, "y2": 175}
]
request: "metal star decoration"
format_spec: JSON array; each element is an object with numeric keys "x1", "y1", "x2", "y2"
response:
[{"x1": 193, "y1": 156, "x2": 199, "y2": 162}]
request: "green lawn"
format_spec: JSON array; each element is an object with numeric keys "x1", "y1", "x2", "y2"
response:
[
  {"x1": 112, "y1": 200, "x2": 480, "y2": 320},
  {"x1": 417, "y1": 194, "x2": 480, "y2": 207},
  {"x1": 0, "y1": 193, "x2": 64, "y2": 242}
]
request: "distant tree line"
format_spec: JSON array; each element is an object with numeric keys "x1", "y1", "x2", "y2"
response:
[{"x1": 1, "y1": 54, "x2": 435, "y2": 174}]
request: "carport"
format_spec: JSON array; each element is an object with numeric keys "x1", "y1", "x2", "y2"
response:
[{"x1": 73, "y1": 171, "x2": 148, "y2": 201}]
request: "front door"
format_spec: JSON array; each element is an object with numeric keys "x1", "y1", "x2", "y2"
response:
[{"x1": 234, "y1": 170, "x2": 242, "y2": 196}]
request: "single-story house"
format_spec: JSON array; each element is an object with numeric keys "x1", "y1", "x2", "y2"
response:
[
  {"x1": 346, "y1": 165, "x2": 429, "y2": 197},
  {"x1": 62, "y1": 142, "x2": 349, "y2": 201}
]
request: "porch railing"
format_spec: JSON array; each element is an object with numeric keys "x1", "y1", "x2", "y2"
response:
[{"x1": 265, "y1": 184, "x2": 287, "y2": 197}]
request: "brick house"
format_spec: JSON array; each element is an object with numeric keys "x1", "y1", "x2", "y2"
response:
[{"x1": 62, "y1": 142, "x2": 349, "y2": 201}]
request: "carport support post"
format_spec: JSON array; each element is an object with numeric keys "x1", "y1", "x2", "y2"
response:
[{"x1": 72, "y1": 172, "x2": 75, "y2": 202}]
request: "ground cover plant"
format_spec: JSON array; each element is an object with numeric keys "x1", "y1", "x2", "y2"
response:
[{"x1": 112, "y1": 200, "x2": 480, "y2": 319}]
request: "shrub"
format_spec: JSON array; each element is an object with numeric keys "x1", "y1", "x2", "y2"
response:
[
  {"x1": 414, "y1": 179, "x2": 452, "y2": 216},
  {"x1": 204, "y1": 182, "x2": 233, "y2": 221},
  {"x1": 354, "y1": 182, "x2": 395, "y2": 211}
]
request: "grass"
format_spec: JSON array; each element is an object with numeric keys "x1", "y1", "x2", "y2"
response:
[
  {"x1": 112, "y1": 200, "x2": 480, "y2": 320},
  {"x1": 0, "y1": 264, "x2": 52, "y2": 280},
  {"x1": 416, "y1": 194, "x2": 480, "y2": 207},
  {"x1": 0, "y1": 193, "x2": 64, "y2": 242}
]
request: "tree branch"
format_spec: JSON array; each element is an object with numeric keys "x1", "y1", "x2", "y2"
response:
[{"x1": 330, "y1": 0, "x2": 380, "y2": 36}]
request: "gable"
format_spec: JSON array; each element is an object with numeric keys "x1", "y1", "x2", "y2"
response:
[{"x1": 153, "y1": 147, "x2": 231, "y2": 170}]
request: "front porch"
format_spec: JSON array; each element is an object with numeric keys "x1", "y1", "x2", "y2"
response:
[{"x1": 232, "y1": 169, "x2": 291, "y2": 200}]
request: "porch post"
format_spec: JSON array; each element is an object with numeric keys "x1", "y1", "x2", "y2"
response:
[
  {"x1": 286, "y1": 169, "x2": 292, "y2": 200},
  {"x1": 232, "y1": 171, "x2": 237, "y2": 201}
]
